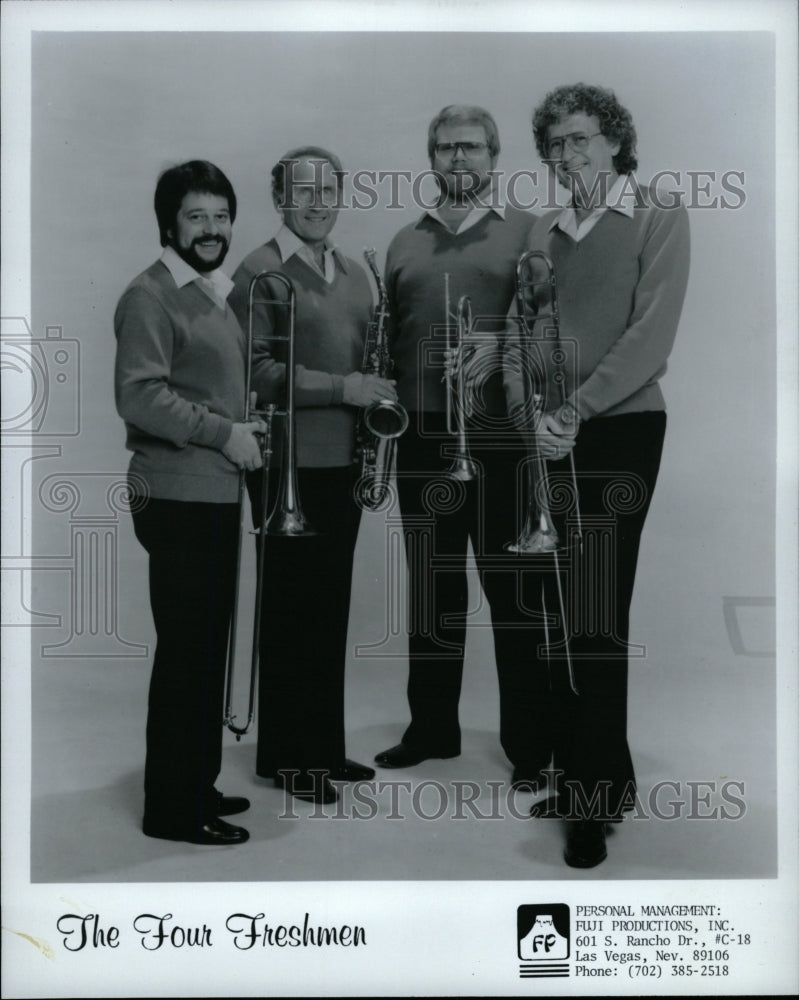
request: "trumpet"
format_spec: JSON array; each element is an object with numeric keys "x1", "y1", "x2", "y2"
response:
[
  {"x1": 355, "y1": 248, "x2": 409, "y2": 510},
  {"x1": 443, "y1": 274, "x2": 480, "y2": 481},
  {"x1": 223, "y1": 271, "x2": 315, "y2": 739},
  {"x1": 504, "y1": 249, "x2": 581, "y2": 693}
]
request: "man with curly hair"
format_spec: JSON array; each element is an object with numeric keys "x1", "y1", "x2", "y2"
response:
[{"x1": 504, "y1": 84, "x2": 691, "y2": 867}]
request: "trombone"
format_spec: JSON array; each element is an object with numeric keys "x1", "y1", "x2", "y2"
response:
[
  {"x1": 504, "y1": 249, "x2": 582, "y2": 693},
  {"x1": 443, "y1": 274, "x2": 480, "y2": 481},
  {"x1": 223, "y1": 271, "x2": 315, "y2": 739}
]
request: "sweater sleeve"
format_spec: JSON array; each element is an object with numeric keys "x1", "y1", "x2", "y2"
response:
[
  {"x1": 114, "y1": 286, "x2": 232, "y2": 449},
  {"x1": 230, "y1": 258, "x2": 345, "y2": 408},
  {"x1": 569, "y1": 204, "x2": 691, "y2": 419}
]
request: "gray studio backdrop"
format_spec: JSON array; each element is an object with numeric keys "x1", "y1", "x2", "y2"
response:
[{"x1": 25, "y1": 31, "x2": 776, "y2": 874}]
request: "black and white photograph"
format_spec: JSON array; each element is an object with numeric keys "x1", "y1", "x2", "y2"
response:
[{"x1": 2, "y1": 0, "x2": 797, "y2": 996}]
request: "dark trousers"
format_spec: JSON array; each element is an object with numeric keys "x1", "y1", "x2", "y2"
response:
[
  {"x1": 132, "y1": 498, "x2": 239, "y2": 832},
  {"x1": 395, "y1": 414, "x2": 541, "y2": 766},
  {"x1": 248, "y1": 466, "x2": 361, "y2": 776},
  {"x1": 526, "y1": 411, "x2": 668, "y2": 819}
]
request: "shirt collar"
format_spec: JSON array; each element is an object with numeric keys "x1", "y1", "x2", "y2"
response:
[
  {"x1": 548, "y1": 172, "x2": 638, "y2": 235},
  {"x1": 273, "y1": 224, "x2": 347, "y2": 279},
  {"x1": 160, "y1": 245, "x2": 234, "y2": 299},
  {"x1": 422, "y1": 183, "x2": 506, "y2": 232}
]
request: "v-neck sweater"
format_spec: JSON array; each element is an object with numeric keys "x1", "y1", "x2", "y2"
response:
[
  {"x1": 114, "y1": 259, "x2": 247, "y2": 502},
  {"x1": 385, "y1": 206, "x2": 535, "y2": 414},
  {"x1": 508, "y1": 185, "x2": 691, "y2": 419},
  {"x1": 230, "y1": 240, "x2": 372, "y2": 467}
]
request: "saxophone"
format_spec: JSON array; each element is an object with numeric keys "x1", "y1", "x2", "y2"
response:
[{"x1": 354, "y1": 248, "x2": 409, "y2": 510}]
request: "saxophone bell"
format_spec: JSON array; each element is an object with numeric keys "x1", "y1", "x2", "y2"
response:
[{"x1": 364, "y1": 397, "x2": 409, "y2": 440}]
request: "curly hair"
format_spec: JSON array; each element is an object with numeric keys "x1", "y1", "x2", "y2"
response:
[
  {"x1": 427, "y1": 104, "x2": 501, "y2": 161},
  {"x1": 154, "y1": 160, "x2": 237, "y2": 248},
  {"x1": 532, "y1": 83, "x2": 638, "y2": 174}
]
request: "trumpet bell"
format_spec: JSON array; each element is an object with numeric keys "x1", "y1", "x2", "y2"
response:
[
  {"x1": 447, "y1": 454, "x2": 480, "y2": 481},
  {"x1": 267, "y1": 508, "x2": 316, "y2": 537},
  {"x1": 504, "y1": 528, "x2": 559, "y2": 554}
]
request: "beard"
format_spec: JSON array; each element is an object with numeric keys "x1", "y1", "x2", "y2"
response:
[{"x1": 172, "y1": 235, "x2": 230, "y2": 273}]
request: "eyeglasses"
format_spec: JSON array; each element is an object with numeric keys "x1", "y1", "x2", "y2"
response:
[
  {"x1": 545, "y1": 132, "x2": 602, "y2": 159},
  {"x1": 434, "y1": 141, "x2": 489, "y2": 157}
]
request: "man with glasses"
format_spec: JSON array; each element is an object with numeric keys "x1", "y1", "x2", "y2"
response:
[
  {"x1": 374, "y1": 105, "x2": 539, "y2": 784},
  {"x1": 504, "y1": 83, "x2": 690, "y2": 867}
]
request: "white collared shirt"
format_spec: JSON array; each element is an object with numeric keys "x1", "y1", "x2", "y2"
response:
[
  {"x1": 273, "y1": 224, "x2": 341, "y2": 283},
  {"x1": 550, "y1": 172, "x2": 638, "y2": 243},
  {"x1": 160, "y1": 245, "x2": 234, "y2": 309},
  {"x1": 425, "y1": 187, "x2": 506, "y2": 236}
]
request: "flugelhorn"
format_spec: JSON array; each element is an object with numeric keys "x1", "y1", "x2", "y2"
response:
[
  {"x1": 355, "y1": 248, "x2": 409, "y2": 510},
  {"x1": 504, "y1": 249, "x2": 581, "y2": 693},
  {"x1": 223, "y1": 271, "x2": 315, "y2": 739},
  {"x1": 443, "y1": 274, "x2": 480, "y2": 480}
]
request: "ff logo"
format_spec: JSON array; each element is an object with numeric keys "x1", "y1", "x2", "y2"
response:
[{"x1": 517, "y1": 904, "x2": 570, "y2": 978}]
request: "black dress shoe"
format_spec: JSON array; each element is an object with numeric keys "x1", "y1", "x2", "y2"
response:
[
  {"x1": 274, "y1": 771, "x2": 339, "y2": 804},
  {"x1": 563, "y1": 819, "x2": 608, "y2": 868},
  {"x1": 215, "y1": 794, "x2": 251, "y2": 817},
  {"x1": 143, "y1": 816, "x2": 250, "y2": 846},
  {"x1": 374, "y1": 742, "x2": 459, "y2": 769},
  {"x1": 328, "y1": 759, "x2": 376, "y2": 782}
]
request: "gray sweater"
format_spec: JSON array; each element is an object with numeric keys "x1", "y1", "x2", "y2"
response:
[
  {"x1": 385, "y1": 206, "x2": 535, "y2": 415},
  {"x1": 114, "y1": 259, "x2": 246, "y2": 502},
  {"x1": 229, "y1": 240, "x2": 372, "y2": 468},
  {"x1": 504, "y1": 185, "x2": 691, "y2": 420}
]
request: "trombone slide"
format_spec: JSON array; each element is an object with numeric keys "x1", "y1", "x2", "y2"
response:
[{"x1": 222, "y1": 270, "x2": 316, "y2": 738}]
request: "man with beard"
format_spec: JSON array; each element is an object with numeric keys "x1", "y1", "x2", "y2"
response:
[
  {"x1": 230, "y1": 147, "x2": 396, "y2": 804},
  {"x1": 504, "y1": 84, "x2": 690, "y2": 867},
  {"x1": 115, "y1": 160, "x2": 264, "y2": 844},
  {"x1": 374, "y1": 105, "x2": 540, "y2": 783}
]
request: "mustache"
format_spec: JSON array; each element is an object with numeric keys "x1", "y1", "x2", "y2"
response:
[{"x1": 192, "y1": 235, "x2": 227, "y2": 248}]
